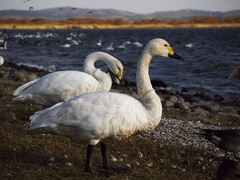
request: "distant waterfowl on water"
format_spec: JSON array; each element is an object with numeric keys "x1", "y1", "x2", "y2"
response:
[
  {"x1": 132, "y1": 41, "x2": 143, "y2": 47},
  {"x1": 115, "y1": 42, "x2": 127, "y2": 50},
  {"x1": 0, "y1": 41, "x2": 7, "y2": 50},
  {"x1": 103, "y1": 42, "x2": 114, "y2": 51},
  {"x1": 96, "y1": 39, "x2": 102, "y2": 47}
]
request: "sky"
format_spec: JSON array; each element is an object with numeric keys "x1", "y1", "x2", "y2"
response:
[{"x1": 1, "y1": 0, "x2": 240, "y2": 14}]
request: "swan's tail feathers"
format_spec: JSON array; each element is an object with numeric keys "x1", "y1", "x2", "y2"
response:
[
  {"x1": 26, "y1": 105, "x2": 61, "y2": 134},
  {"x1": 13, "y1": 78, "x2": 39, "y2": 96},
  {"x1": 11, "y1": 95, "x2": 27, "y2": 104},
  {"x1": 26, "y1": 123, "x2": 56, "y2": 134}
]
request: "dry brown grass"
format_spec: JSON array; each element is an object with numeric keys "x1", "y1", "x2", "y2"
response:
[
  {"x1": 1, "y1": 23, "x2": 240, "y2": 30},
  {"x1": 1, "y1": 17, "x2": 240, "y2": 29},
  {"x1": 0, "y1": 75, "x2": 229, "y2": 180}
]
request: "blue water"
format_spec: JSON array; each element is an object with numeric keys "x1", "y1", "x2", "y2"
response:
[{"x1": 1, "y1": 28, "x2": 240, "y2": 102}]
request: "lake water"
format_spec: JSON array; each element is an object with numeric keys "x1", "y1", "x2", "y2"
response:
[{"x1": 1, "y1": 28, "x2": 240, "y2": 102}]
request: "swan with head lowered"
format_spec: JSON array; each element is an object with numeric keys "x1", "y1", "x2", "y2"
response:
[
  {"x1": 11, "y1": 52, "x2": 123, "y2": 107},
  {"x1": 26, "y1": 38, "x2": 184, "y2": 176}
]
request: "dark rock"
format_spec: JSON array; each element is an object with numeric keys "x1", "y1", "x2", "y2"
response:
[
  {"x1": 165, "y1": 95, "x2": 177, "y2": 102},
  {"x1": 181, "y1": 87, "x2": 188, "y2": 93},
  {"x1": 162, "y1": 100, "x2": 174, "y2": 107},
  {"x1": 190, "y1": 103, "x2": 219, "y2": 114},
  {"x1": 174, "y1": 101, "x2": 189, "y2": 111},
  {"x1": 151, "y1": 79, "x2": 167, "y2": 88},
  {"x1": 191, "y1": 107, "x2": 210, "y2": 115},
  {"x1": 221, "y1": 106, "x2": 237, "y2": 114}
]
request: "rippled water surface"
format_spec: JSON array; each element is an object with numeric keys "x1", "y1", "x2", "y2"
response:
[{"x1": 1, "y1": 28, "x2": 240, "y2": 102}]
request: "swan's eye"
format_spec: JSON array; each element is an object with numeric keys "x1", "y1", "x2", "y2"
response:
[{"x1": 164, "y1": 44, "x2": 167, "y2": 47}]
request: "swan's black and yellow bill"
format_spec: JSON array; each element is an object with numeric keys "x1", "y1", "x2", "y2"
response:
[
  {"x1": 166, "y1": 44, "x2": 184, "y2": 60},
  {"x1": 168, "y1": 52, "x2": 184, "y2": 60},
  {"x1": 108, "y1": 70, "x2": 124, "y2": 85}
]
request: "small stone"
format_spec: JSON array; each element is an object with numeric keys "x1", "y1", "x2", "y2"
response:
[
  {"x1": 65, "y1": 162, "x2": 73, "y2": 166},
  {"x1": 164, "y1": 100, "x2": 174, "y2": 107}
]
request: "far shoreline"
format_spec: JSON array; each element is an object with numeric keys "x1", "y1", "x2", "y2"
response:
[{"x1": 1, "y1": 23, "x2": 240, "y2": 30}]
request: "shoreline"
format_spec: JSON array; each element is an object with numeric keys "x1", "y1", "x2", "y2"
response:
[
  {"x1": 1, "y1": 23, "x2": 240, "y2": 30},
  {"x1": 1, "y1": 62, "x2": 240, "y2": 127}
]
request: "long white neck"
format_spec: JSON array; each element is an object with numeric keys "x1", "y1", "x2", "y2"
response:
[
  {"x1": 136, "y1": 47, "x2": 162, "y2": 128},
  {"x1": 83, "y1": 52, "x2": 112, "y2": 91}
]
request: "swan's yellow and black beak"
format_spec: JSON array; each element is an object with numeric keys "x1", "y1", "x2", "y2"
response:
[
  {"x1": 167, "y1": 45, "x2": 184, "y2": 60},
  {"x1": 108, "y1": 69, "x2": 124, "y2": 86},
  {"x1": 169, "y1": 52, "x2": 184, "y2": 60}
]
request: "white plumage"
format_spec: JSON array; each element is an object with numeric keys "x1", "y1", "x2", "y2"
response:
[
  {"x1": 103, "y1": 42, "x2": 114, "y2": 51},
  {"x1": 0, "y1": 41, "x2": 7, "y2": 50},
  {"x1": 12, "y1": 52, "x2": 123, "y2": 107},
  {"x1": 0, "y1": 56, "x2": 4, "y2": 66},
  {"x1": 26, "y1": 38, "x2": 183, "y2": 175},
  {"x1": 96, "y1": 39, "x2": 102, "y2": 47}
]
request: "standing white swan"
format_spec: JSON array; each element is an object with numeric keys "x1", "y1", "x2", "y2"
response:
[
  {"x1": 12, "y1": 52, "x2": 123, "y2": 107},
  {"x1": 26, "y1": 38, "x2": 183, "y2": 175}
]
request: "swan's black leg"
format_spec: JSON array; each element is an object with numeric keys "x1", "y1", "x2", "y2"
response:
[
  {"x1": 84, "y1": 144, "x2": 114, "y2": 177},
  {"x1": 100, "y1": 143, "x2": 130, "y2": 173},
  {"x1": 84, "y1": 145, "x2": 96, "y2": 173},
  {"x1": 101, "y1": 142, "x2": 111, "y2": 169}
]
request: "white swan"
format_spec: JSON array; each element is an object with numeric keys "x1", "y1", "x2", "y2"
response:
[
  {"x1": 96, "y1": 39, "x2": 102, "y2": 47},
  {"x1": 0, "y1": 56, "x2": 4, "y2": 66},
  {"x1": 12, "y1": 52, "x2": 123, "y2": 107},
  {"x1": 103, "y1": 43, "x2": 114, "y2": 51},
  {"x1": 26, "y1": 38, "x2": 183, "y2": 175},
  {"x1": 61, "y1": 43, "x2": 71, "y2": 48},
  {"x1": 0, "y1": 41, "x2": 7, "y2": 50},
  {"x1": 115, "y1": 42, "x2": 127, "y2": 50},
  {"x1": 132, "y1": 41, "x2": 143, "y2": 47}
]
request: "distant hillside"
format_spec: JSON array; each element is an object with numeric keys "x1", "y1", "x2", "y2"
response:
[{"x1": 0, "y1": 7, "x2": 239, "y2": 20}]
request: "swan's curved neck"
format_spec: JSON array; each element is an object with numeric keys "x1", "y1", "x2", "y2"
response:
[
  {"x1": 136, "y1": 49, "x2": 162, "y2": 125},
  {"x1": 83, "y1": 53, "x2": 112, "y2": 90},
  {"x1": 136, "y1": 51, "x2": 154, "y2": 99},
  {"x1": 84, "y1": 53, "x2": 111, "y2": 74}
]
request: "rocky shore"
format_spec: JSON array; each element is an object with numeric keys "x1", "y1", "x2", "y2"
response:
[{"x1": 1, "y1": 61, "x2": 240, "y2": 126}]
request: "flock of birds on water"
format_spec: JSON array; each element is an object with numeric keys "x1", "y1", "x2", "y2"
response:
[{"x1": 1, "y1": 29, "x2": 240, "y2": 180}]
